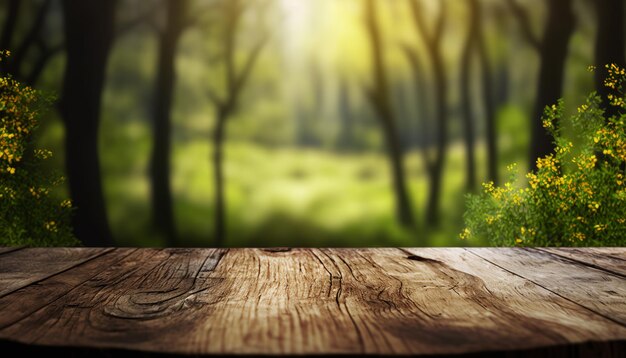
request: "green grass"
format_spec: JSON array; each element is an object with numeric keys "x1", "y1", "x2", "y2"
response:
[
  {"x1": 38, "y1": 110, "x2": 523, "y2": 248},
  {"x1": 101, "y1": 135, "x2": 491, "y2": 247}
]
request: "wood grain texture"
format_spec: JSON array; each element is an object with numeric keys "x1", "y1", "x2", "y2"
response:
[
  {"x1": 538, "y1": 248, "x2": 626, "y2": 277},
  {"x1": 1, "y1": 248, "x2": 227, "y2": 353},
  {"x1": 0, "y1": 248, "x2": 133, "y2": 330},
  {"x1": 469, "y1": 248, "x2": 626, "y2": 326},
  {"x1": 0, "y1": 248, "x2": 624, "y2": 356},
  {"x1": 0, "y1": 247, "x2": 23, "y2": 256},
  {"x1": 0, "y1": 247, "x2": 112, "y2": 298}
]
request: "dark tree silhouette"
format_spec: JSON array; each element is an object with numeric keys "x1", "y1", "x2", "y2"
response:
[
  {"x1": 402, "y1": 43, "x2": 433, "y2": 173},
  {"x1": 60, "y1": 0, "x2": 117, "y2": 246},
  {"x1": 0, "y1": 0, "x2": 63, "y2": 86},
  {"x1": 149, "y1": 0, "x2": 190, "y2": 246},
  {"x1": 478, "y1": 2, "x2": 498, "y2": 185},
  {"x1": 295, "y1": 61, "x2": 323, "y2": 148},
  {"x1": 364, "y1": 0, "x2": 415, "y2": 230},
  {"x1": 207, "y1": 0, "x2": 267, "y2": 247},
  {"x1": 594, "y1": 0, "x2": 625, "y2": 118},
  {"x1": 336, "y1": 78, "x2": 354, "y2": 151},
  {"x1": 0, "y1": 0, "x2": 19, "y2": 51},
  {"x1": 459, "y1": 0, "x2": 479, "y2": 191},
  {"x1": 408, "y1": 0, "x2": 448, "y2": 226},
  {"x1": 506, "y1": 0, "x2": 575, "y2": 168},
  {"x1": 460, "y1": 0, "x2": 498, "y2": 187}
]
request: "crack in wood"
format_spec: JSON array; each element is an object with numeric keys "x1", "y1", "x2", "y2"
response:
[
  {"x1": 533, "y1": 248, "x2": 626, "y2": 279},
  {"x1": 0, "y1": 248, "x2": 624, "y2": 355},
  {"x1": 261, "y1": 247, "x2": 292, "y2": 253},
  {"x1": 406, "y1": 254, "x2": 443, "y2": 264},
  {"x1": 467, "y1": 248, "x2": 626, "y2": 329},
  {"x1": 102, "y1": 249, "x2": 227, "y2": 321}
]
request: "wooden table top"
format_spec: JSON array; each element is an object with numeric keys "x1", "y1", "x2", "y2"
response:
[{"x1": 0, "y1": 247, "x2": 624, "y2": 356}]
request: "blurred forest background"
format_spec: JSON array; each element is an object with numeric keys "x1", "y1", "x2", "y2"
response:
[{"x1": 0, "y1": 0, "x2": 624, "y2": 247}]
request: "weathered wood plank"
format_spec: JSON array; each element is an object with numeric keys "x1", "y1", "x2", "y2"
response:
[
  {"x1": 0, "y1": 248, "x2": 227, "y2": 353},
  {"x1": 0, "y1": 248, "x2": 113, "y2": 298},
  {"x1": 538, "y1": 248, "x2": 626, "y2": 277},
  {"x1": 187, "y1": 248, "x2": 361, "y2": 355},
  {"x1": 468, "y1": 248, "x2": 626, "y2": 326},
  {"x1": 0, "y1": 248, "x2": 134, "y2": 330},
  {"x1": 566, "y1": 247, "x2": 626, "y2": 261},
  {"x1": 0, "y1": 248, "x2": 624, "y2": 356},
  {"x1": 0, "y1": 247, "x2": 23, "y2": 256},
  {"x1": 398, "y1": 249, "x2": 626, "y2": 349}
]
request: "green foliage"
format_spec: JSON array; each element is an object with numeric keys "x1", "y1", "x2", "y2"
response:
[
  {"x1": 461, "y1": 65, "x2": 626, "y2": 247},
  {"x1": 0, "y1": 51, "x2": 78, "y2": 246}
]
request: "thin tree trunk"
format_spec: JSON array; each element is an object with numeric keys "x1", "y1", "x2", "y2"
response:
[
  {"x1": 212, "y1": 110, "x2": 227, "y2": 247},
  {"x1": 402, "y1": 46, "x2": 432, "y2": 171},
  {"x1": 26, "y1": 43, "x2": 63, "y2": 86},
  {"x1": 150, "y1": 0, "x2": 187, "y2": 246},
  {"x1": 9, "y1": 0, "x2": 51, "y2": 79},
  {"x1": 460, "y1": 0, "x2": 478, "y2": 192},
  {"x1": 207, "y1": 0, "x2": 266, "y2": 246},
  {"x1": 365, "y1": 0, "x2": 415, "y2": 229},
  {"x1": 424, "y1": 51, "x2": 447, "y2": 226},
  {"x1": 594, "y1": 0, "x2": 625, "y2": 118},
  {"x1": 475, "y1": 0, "x2": 498, "y2": 184},
  {"x1": 528, "y1": 0, "x2": 574, "y2": 165},
  {"x1": 337, "y1": 79, "x2": 354, "y2": 151},
  {"x1": 60, "y1": 0, "x2": 117, "y2": 246},
  {"x1": 0, "y1": 0, "x2": 20, "y2": 51},
  {"x1": 408, "y1": 0, "x2": 448, "y2": 227}
]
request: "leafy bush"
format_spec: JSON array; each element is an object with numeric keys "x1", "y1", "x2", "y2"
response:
[
  {"x1": 461, "y1": 64, "x2": 626, "y2": 246},
  {"x1": 0, "y1": 51, "x2": 78, "y2": 246}
]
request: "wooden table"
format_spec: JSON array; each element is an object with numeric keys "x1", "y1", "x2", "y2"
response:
[{"x1": 0, "y1": 247, "x2": 625, "y2": 357}]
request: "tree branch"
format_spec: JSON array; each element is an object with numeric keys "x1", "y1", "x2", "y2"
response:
[
  {"x1": 400, "y1": 42, "x2": 435, "y2": 173},
  {"x1": 433, "y1": 1, "x2": 446, "y2": 44},
  {"x1": 206, "y1": 87, "x2": 223, "y2": 108},
  {"x1": 11, "y1": 0, "x2": 51, "y2": 75},
  {"x1": 116, "y1": 4, "x2": 161, "y2": 38},
  {"x1": 505, "y1": 0, "x2": 541, "y2": 51},
  {"x1": 232, "y1": 33, "x2": 268, "y2": 99},
  {"x1": 408, "y1": 0, "x2": 433, "y2": 49},
  {"x1": 0, "y1": 0, "x2": 21, "y2": 51},
  {"x1": 400, "y1": 43, "x2": 420, "y2": 74},
  {"x1": 27, "y1": 41, "x2": 64, "y2": 86}
]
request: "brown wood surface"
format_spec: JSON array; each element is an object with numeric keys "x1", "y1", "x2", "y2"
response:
[
  {"x1": 0, "y1": 247, "x2": 112, "y2": 298},
  {"x1": 0, "y1": 247, "x2": 22, "y2": 256},
  {"x1": 469, "y1": 248, "x2": 626, "y2": 325},
  {"x1": 538, "y1": 248, "x2": 626, "y2": 277},
  {"x1": 0, "y1": 247, "x2": 624, "y2": 356}
]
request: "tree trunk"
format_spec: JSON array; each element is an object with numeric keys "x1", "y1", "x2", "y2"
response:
[
  {"x1": 212, "y1": 110, "x2": 227, "y2": 247},
  {"x1": 475, "y1": 0, "x2": 498, "y2": 184},
  {"x1": 0, "y1": 0, "x2": 20, "y2": 51},
  {"x1": 60, "y1": 0, "x2": 117, "y2": 246},
  {"x1": 402, "y1": 46, "x2": 432, "y2": 165},
  {"x1": 386, "y1": 124, "x2": 415, "y2": 229},
  {"x1": 459, "y1": 0, "x2": 478, "y2": 192},
  {"x1": 425, "y1": 52, "x2": 447, "y2": 226},
  {"x1": 337, "y1": 79, "x2": 354, "y2": 151},
  {"x1": 529, "y1": 0, "x2": 574, "y2": 165},
  {"x1": 408, "y1": 0, "x2": 448, "y2": 227},
  {"x1": 150, "y1": 0, "x2": 187, "y2": 246},
  {"x1": 365, "y1": 0, "x2": 415, "y2": 230},
  {"x1": 594, "y1": 0, "x2": 625, "y2": 118}
]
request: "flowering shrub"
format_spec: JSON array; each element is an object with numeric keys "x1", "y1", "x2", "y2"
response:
[
  {"x1": 461, "y1": 64, "x2": 626, "y2": 246},
  {"x1": 0, "y1": 51, "x2": 78, "y2": 246}
]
